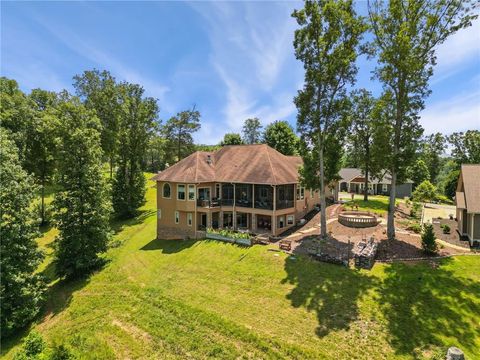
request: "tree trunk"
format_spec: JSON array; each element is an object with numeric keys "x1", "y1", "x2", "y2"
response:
[
  {"x1": 319, "y1": 139, "x2": 327, "y2": 239},
  {"x1": 110, "y1": 156, "x2": 114, "y2": 179},
  {"x1": 364, "y1": 166, "x2": 369, "y2": 202},
  {"x1": 41, "y1": 176, "x2": 46, "y2": 226},
  {"x1": 387, "y1": 168, "x2": 396, "y2": 240}
]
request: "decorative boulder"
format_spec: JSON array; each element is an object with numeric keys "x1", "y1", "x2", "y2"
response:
[{"x1": 446, "y1": 347, "x2": 465, "y2": 360}]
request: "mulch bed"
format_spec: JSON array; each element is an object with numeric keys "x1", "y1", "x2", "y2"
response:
[
  {"x1": 432, "y1": 218, "x2": 471, "y2": 249},
  {"x1": 290, "y1": 220, "x2": 470, "y2": 261}
]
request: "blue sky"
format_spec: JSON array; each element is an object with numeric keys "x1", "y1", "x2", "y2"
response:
[{"x1": 1, "y1": 1, "x2": 479, "y2": 144}]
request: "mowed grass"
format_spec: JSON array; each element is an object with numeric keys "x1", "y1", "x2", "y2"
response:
[
  {"x1": 3, "y1": 177, "x2": 480, "y2": 359},
  {"x1": 343, "y1": 195, "x2": 391, "y2": 215}
]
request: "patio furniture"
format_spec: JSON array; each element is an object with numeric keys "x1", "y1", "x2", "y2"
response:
[{"x1": 279, "y1": 239, "x2": 292, "y2": 251}]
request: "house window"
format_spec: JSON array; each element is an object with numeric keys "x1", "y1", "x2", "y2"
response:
[
  {"x1": 368, "y1": 183, "x2": 373, "y2": 190},
  {"x1": 157, "y1": 209, "x2": 161, "y2": 219},
  {"x1": 177, "y1": 184, "x2": 186, "y2": 200},
  {"x1": 279, "y1": 216, "x2": 285, "y2": 228},
  {"x1": 187, "y1": 213, "x2": 192, "y2": 226},
  {"x1": 296, "y1": 186, "x2": 305, "y2": 200},
  {"x1": 215, "y1": 183, "x2": 220, "y2": 198},
  {"x1": 382, "y1": 184, "x2": 388, "y2": 192},
  {"x1": 163, "y1": 183, "x2": 171, "y2": 198},
  {"x1": 287, "y1": 215, "x2": 294, "y2": 225},
  {"x1": 175, "y1": 211, "x2": 180, "y2": 224},
  {"x1": 188, "y1": 185, "x2": 195, "y2": 201}
]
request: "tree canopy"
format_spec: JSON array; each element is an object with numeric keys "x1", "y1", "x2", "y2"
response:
[
  {"x1": 263, "y1": 120, "x2": 299, "y2": 156},
  {"x1": 220, "y1": 133, "x2": 244, "y2": 146},
  {"x1": 293, "y1": 0, "x2": 365, "y2": 238},
  {"x1": 53, "y1": 97, "x2": 112, "y2": 278},
  {"x1": 0, "y1": 131, "x2": 45, "y2": 338},
  {"x1": 368, "y1": 0, "x2": 476, "y2": 239},
  {"x1": 242, "y1": 118, "x2": 263, "y2": 144}
]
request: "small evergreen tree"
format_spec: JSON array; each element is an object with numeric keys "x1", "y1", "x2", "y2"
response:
[
  {"x1": 53, "y1": 97, "x2": 111, "y2": 278},
  {"x1": 0, "y1": 131, "x2": 45, "y2": 338},
  {"x1": 421, "y1": 223, "x2": 438, "y2": 255}
]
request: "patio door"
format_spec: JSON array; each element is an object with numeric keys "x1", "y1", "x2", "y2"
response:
[{"x1": 201, "y1": 213, "x2": 207, "y2": 229}]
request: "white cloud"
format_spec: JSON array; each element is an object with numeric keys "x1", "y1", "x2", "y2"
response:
[
  {"x1": 190, "y1": 2, "x2": 300, "y2": 133},
  {"x1": 431, "y1": 19, "x2": 480, "y2": 83},
  {"x1": 31, "y1": 13, "x2": 170, "y2": 105},
  {"x1": 420, "y1": 89, "x2": 480, "y2": 135}
]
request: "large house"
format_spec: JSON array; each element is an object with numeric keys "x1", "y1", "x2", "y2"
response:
[
  {"x1": 455, "y1": 164, "x2": 480, "y2": 246},
  {"x1": 153, "y1": 144, "x2": 329, "y2": 239},
  {"x1": 336, "y1": 168, "x2": 413, "y2": 199}
]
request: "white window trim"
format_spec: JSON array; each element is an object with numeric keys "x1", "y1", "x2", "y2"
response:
[
  {"x1": 188, "y1": 184, "x2": 195, "y2": 201},
  {"x1": 287, "y1": 215, "x2": 294, "y2": 225},
  {"x1": 279, "y1": 216, "x2": 285, "y2": 228},
  {"x1": 382, "y1": 184, "x2": 388, "y2": 192},
  {"x1": 157, "y1": 209, "x2": 162, "y2": 219},
  {"x1": 177, "y1": 184, "x2": 186, "y2": 201},
  {"x1": 187, "y1": 213, "x2": 193, "y2": 226},
  {"x1": 175, "y1": 211, "x2": 180, "y2": 224},
  {"x1": 162, "y1": 183, "x2": 171, "y2": 199}
]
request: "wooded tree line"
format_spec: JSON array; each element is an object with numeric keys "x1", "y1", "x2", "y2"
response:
[{"x1": 0, "y1": 70, "x2": 205, "y2": 338}]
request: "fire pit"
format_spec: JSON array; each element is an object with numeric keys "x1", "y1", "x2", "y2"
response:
[{"x1": 338, "y1": 211, "x2": 378, "y2": 228}]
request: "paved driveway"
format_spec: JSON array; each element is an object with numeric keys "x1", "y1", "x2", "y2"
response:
[{"x1": 422, "y1": 203, "x2": 456, "y2": 224}]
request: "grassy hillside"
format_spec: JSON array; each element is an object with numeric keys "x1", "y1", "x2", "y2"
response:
[{"x1": 3, "y1": 176, "x2": 480, "y2": 359}]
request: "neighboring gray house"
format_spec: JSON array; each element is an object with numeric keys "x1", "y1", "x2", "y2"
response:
[
  {"x1": 455, "y1": 164, "x2": 480, "y2": 246},
  {"x1": 336, "y1": 168, "x2": 413, "y2": 199}
]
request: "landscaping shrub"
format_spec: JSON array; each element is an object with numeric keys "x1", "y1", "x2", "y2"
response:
[
  {"x1": 206, "y1": 228, "x2": 250, "y2": 240},
  {"x1": 50, "y1": 344, "x2": 75, "y2": 360},
  {"x1": 13, "y1": 331, "x2": 46, "y2": 359},
  {"x1": 441, "y1": 224, "x2": 451, "y2": 234},
  {"x1": 407, "y1": 222, "x2": 422, "y2": 234},
  {"x1": 421, "y1": 223, "x2": 438, "y2": 255},
  {"x1": 434, "y1": 194, "x2": 454, "y2": 205},
  {"x1": 410, "y1": 202, "x2": 422, "y2": 218}
]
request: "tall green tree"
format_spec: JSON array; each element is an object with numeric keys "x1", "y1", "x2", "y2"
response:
[
  {"x1": 73, "y1": 69, "x2": 121, "y2": 178},
  {"x1": 25, "y1": 89, "x2": 60, "y2": 225},
  {"x1": 421, "y1": 133, "x2": 445, "y2": 182},
  {"x1": 242, "y1": 118, "x2": 263, "y2": 144},
  {"x1": 347, "y1": 89, "x2": 381, "y2": 201},
  {"x1": 220, "y1": 133, "x2": 243, "y2": 146},
  {"x1": 113, "y1": 83, "x2": 159, "y2": 218},
  {"x1": 0, "y1": 77, "x2": 33, "y2": 164},
  {"x1": 407, "y1": 158, "x2": 430, "y2": 188},
  {"x1": 263, "y1": 120, "x2": 299, "y2": 155},
  {"x1": 292, "y1": 0, "x2": 365, "y2": 238},
  {"x1": 162, "y1": 108, "x2": 201, "y2": 163},
  {"x1": 368, "y1": 0, "x2": 477, "y2": 239},
  {"x1": 448, "y1": 130, "x2": 480, "y2": 165},
  {"x1": 144, "y1": 134, "x2": 167, "y2": 172},
  {"x1": 1, "y1": 131, "x2": 45, "y2": 338},
  {"x1": 53, "y1": 97, "x2": 111, "y2": 278}
]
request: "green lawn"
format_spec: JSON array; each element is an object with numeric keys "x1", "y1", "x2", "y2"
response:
[
  {"x1": 342, "y1": 195, "x2": 391, "y2": 215},
  {"x1": 3, "y1": 177, "x2": 480, "y2": 359}
]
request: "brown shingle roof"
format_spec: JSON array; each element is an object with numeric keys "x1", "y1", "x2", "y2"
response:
[
  {"x1": 458, "y1": 164, "x2": 480, "y2": 213},
  {"x1": 152, "y1": 144, "x2": 302, "y2": 185}
]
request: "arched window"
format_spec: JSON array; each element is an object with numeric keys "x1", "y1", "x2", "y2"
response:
[{"x1": 163, "y1": 183, "x2": 171, "y2": 198}]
